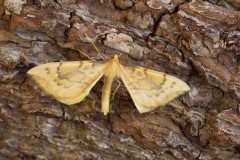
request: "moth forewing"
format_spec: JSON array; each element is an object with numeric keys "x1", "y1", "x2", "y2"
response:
[
  {"x1": 119, "y1": 65, "x2": 190, "y2": 113},
  {"x1": 27, "y1": 61, "x2": 106, "y2": 105}
]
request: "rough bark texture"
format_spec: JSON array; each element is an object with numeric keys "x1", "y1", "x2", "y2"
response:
[{"x1": 0, "y1": 0, "x2": 240, "y2": 159}]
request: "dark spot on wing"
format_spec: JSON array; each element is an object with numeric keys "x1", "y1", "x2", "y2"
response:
[
  {"x1": 81, "y1": 64, "x2": 91, "y2": 70},
  {"x1": 135, "y1": 70, "x2": 143, "y2": 77},
  {"x1": 162, "y1": 73, "x2": 167, "y2": 85},
  {"x1": 56, "y1": 81, "x2": 62, "y2": 86},
  {"x1": 143, "y1": 68, "x2": 148, "y2": 77},
  {"x1": 170, "y1": 81, "x2": 176, "y2": 88},
  {"x1": 56, "y1": 62, "x2": 63, "y2": 78},
  {"x1": 44, "y1": 67, "x2": 50, "y2": 74},
  {"x1": 154, "y1": 92, "x2": 160, "y2": 97},
  {"x1": 53, "y1": 78, "x2": 58, "y2": 82},
  {"x1": 125, "y1": 66, "x2": 135, "y2": 73}
]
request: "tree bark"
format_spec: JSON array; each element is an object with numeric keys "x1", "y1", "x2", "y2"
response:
[{"x1": 0, "y1": 0, "x2": 240, "y2": 159}]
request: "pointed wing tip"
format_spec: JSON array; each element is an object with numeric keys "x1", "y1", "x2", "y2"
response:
[
  {"x1": 27, "y1": 71, "x2": 34, "y2": 76},
  {"x1": 137, "y1": 107, "x2": 153, "y2": 113},
  {"x1": 27, "y1": 67, "x2": 38, "y2": 76},
  {"x1": 184, "y1": 85, "x2": 191, "y2": 92},
  {"x1": 26, "y1": 68, "x2": 33, "y2": 74},
  {"x1": 179, "y1": 82, "x2": 190, "y2": 92}
]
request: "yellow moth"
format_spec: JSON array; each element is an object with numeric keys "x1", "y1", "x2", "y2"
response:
[{"x1": 27, "y1": 55, "x2": 190, "y2": 115}]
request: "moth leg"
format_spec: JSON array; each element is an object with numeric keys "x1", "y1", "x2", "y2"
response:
[
  {"x1": 112, "y1": 79, "x2": 121, "y2": 100},
  {"x1": 85, "y1": 33, "x2": 107, "y2": 60}
]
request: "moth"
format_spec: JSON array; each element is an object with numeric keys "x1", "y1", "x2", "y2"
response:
[{"x1": 27, "y1": 55, "x2": 190, "y2": 115}]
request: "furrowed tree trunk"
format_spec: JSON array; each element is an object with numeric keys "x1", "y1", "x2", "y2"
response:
[{"x1": 0, "y1": 0, "x2": 240, "y2": 159}]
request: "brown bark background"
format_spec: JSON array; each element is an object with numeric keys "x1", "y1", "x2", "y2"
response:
[{"x1": 0, "y1": 0, "x2": 240, "y2": 159}]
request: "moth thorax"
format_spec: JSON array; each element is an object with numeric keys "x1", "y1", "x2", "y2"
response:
[{"x1": 113, "y1": 54, "x2": 119, "y2": 59}]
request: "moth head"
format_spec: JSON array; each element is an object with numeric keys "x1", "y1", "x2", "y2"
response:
[{"x1": 111, "y1": 54, "x2": 119, "y2": 62}]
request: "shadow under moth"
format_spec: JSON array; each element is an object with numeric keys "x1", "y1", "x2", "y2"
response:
[{"x1": 27, "y1": 55, "x2": 190, "y2": 115}]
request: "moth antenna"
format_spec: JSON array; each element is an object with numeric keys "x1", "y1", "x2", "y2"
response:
[
  {"x1": 85, "y1": 33, "x2": 107, "y2": 61},
  {"x1": 118, "y1": 53, "x2": 122, "y2": 58},
  {"x1": 78, "y1": 49, "x2": 95, "y2": 61}
]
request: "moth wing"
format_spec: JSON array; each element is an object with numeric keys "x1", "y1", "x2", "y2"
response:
[
  {"x1": 120, "y1": 65, "x2": 190, "y2": 113},
  {"x1": 27, "y1": 61, "x2": 106, "y2": 105}
]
